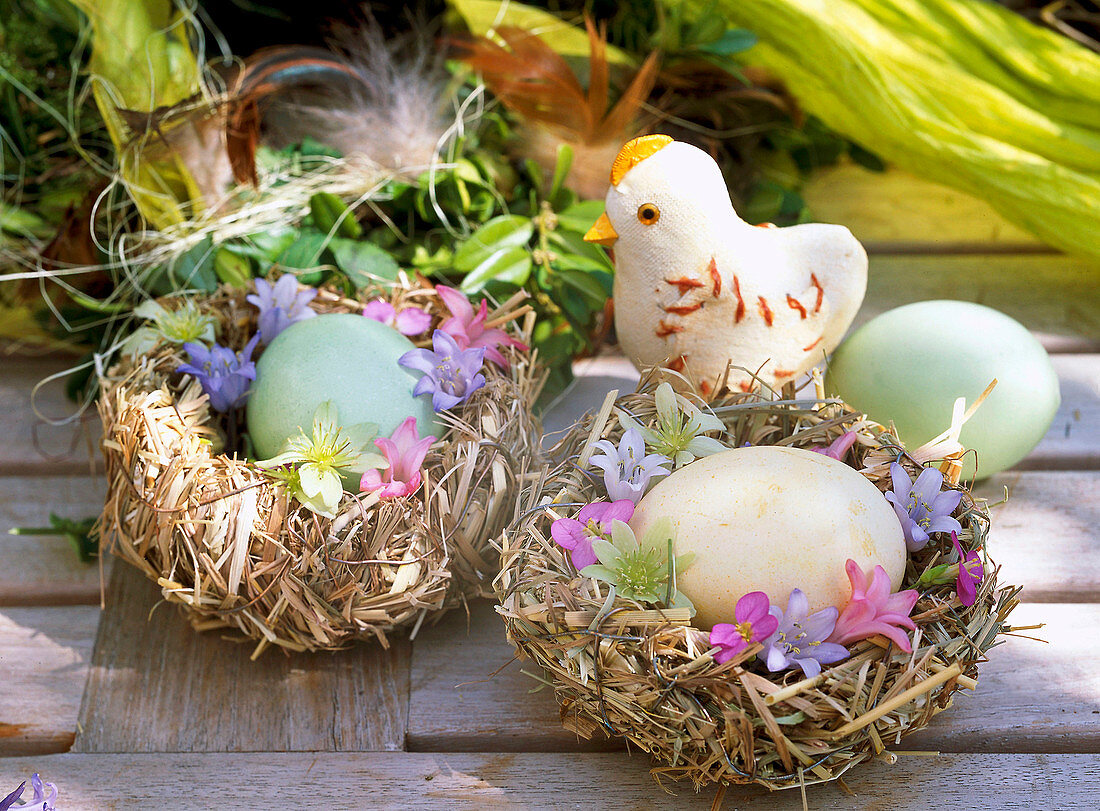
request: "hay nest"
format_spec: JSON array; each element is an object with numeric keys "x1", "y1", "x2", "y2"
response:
[
  {"x1": 496, "y1": 368, "x2": 1018, "y2": 791},
  {"x1": 98, "y1": 279, "x2": 544, "y2": 657}
]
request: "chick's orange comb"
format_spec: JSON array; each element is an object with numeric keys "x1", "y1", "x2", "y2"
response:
[{"x1": 610, "y1": 134, "x2": 673, "y2": 186}]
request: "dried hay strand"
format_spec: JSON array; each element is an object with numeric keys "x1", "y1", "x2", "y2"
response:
[
  {"x1": 97, "y1": 279, "x2": 544, "y2": 657},
  {"x1": 495, "y1": 367, "x2": 1018, "y2": 791}
]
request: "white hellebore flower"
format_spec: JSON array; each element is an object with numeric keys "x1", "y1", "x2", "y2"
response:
[
  {"x1": 618, "y1": 382, "x2": 727, "y2": 467},
  {"x1": 256, "y1": 401, "x2": 387, "y2": 519}
]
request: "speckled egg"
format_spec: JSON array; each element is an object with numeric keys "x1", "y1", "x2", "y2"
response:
[
  {"x1": 630, "y1": 446, "x2": 906, "y2": 629},
  {"x1": 827, "y1": 300, "x2": 1060, "y2": 479},
  {"x1": 247, "y1": 313, "x2": 438, "y2": 460}
]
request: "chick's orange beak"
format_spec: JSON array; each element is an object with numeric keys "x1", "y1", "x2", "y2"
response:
[{"x1": 584, "y1": 213, "x2": 618, "y2": 247}]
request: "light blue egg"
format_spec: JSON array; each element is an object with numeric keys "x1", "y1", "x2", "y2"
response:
[
  {"x1": 827, "y1": 301, "x2": 1060, "y2": 479},
  {"x1": 247, "y1": 313, "x2": 439, "y2": 460}
]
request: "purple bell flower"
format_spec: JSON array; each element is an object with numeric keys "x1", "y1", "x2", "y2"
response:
[
  {"x1": 246, "y1": 275, "x2": 317, "y2": 344},
  {"x1": 884, "y1": 462, "x2": 964, "y2": 552},
  {"x1": 399, "y1": 329, "x2": 487, "y2": 411},
  {"x1": 758, "y1": 589, "x2": 849, "y2": 678},
  {"x1": 1, "y1": 774, "x2": 57, "y2": 811},
  {"x1": 178, "y1": 335, "x2": 260, "y2": 413},
  {"x1": 589, "y1": 428, "x2": 672, "y2": 504}
]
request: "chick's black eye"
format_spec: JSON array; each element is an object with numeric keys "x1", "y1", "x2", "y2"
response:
[{"x1": 637, "y1": 203, "x2": 661, "y2": 225}]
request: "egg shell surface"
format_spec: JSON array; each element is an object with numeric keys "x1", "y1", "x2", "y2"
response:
[
  {"x1": 827, "y1": 300, "x2": 1060, "y2": 479},
  {"x1": 247, "y1": 313, "x2": 440, "y2": 461},
  {"x1": 629, "y1": 446, "x2": 906, "y2": 630}
]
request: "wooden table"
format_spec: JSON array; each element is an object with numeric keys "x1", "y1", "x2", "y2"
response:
[{"x1": 2, "y1": 172, "x2": 1099, "y2": 808}]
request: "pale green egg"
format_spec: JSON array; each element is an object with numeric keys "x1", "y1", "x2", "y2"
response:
[
  {"x1": 247, "y1": 313, "x2": 439, "y2": 460},
  {"x1": 827, "y1": 300, "x2": 1060, "y2": 480}
]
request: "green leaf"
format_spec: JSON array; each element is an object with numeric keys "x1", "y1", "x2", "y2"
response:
[
  {"x1": 553, "y1": 253, "x2": 614, "y2": 276},
  {"x1": 0, "y1": 203, "x2": 51, "y2": 238},
  {"x1": 548, "y1": 143, "x2": 574, "y2": 206},
  {"x1": 154, "y1": 236, "x2": 217, "y2": 294},
  {"x1": 555, "y1": 200, "x2": 605, "y2": 234},
  {"x1": 452, "y1": 215, "x2": 534, "y2": 272},
  {"x1": 68, "y1": 0, "x2": 205, "y2": 230},
  {"x1": 547, "y1": 229, "x2": 613, "y2": 271},
  {"x1": 459, "y1": 247, "x2": 533, "y2": 293},
  {"x1": 309, "y1": 192, "x2": 363, "y2": 239},
  {"x1": 213, "y1": 247, "x2": 252, "y2": 287},
  {"x1": 698, "y1": 29, "x2": 757, "y2": 55},
  {"x1": 277, "y1": 231, "x2": 330, "y2": 270},
  {"x1": 449, "y1": 0, "x2": 634, "y2": 65},
  {"x1": 558, "y1": 268, "x2": 611, "y2": 310},
  {"x1": 235, "y1": 230, "x2": 297, "y2": 263},
  {"x1": 330, "y1": 238, "x2": 401, "y2": 287}
]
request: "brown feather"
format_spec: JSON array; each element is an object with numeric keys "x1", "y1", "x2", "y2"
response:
[{"x1": 456, "y1": 19, "x2": 658, "y2": 145}]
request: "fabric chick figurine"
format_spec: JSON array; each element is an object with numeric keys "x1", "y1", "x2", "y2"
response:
[{"x1": 584, "y1": 135, "x2": 867, "y2": 397}]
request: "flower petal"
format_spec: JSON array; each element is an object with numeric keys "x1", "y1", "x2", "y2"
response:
[
  {"x1": 395, "y1": 307, "x2": 433, "y2": 336},
  {"x1": 786, "y1": 588, "x2": 809, "y2": 621},
  {"x1": 736, "y1": 591, "x2": 771, "y2": 624},
  {"x1": 551, "y1": 518, "x2": 585, "y2": 550}
]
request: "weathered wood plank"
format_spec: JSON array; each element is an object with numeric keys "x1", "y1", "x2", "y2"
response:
[
  {"x1": 73, "y1": 562, "x2": 410, "y2": 753},
  {"x1": 802, "y1": 163, "x2": 1045, "y2": 252},
  {"x1": 860, "y1": 255, "x2": 1100, "y2": 354},
  {"x1": 407, "y1": 602, "x2": 1097, "y2": 754},
  {"x1": 0, "y1": 475, "x2": 107, "y2": 606},
  {"x1": 0, "y1": 606, "x2": 100, "y2": 756},
  {"x1": 546, "y1": 354, "x2": 1100, "y2": 470},
  {"x1": 978, "y1": 472, "x2": 1100, "y2": 602},
  {"x1": 1024, "y1": 354, "x2": 1100, "y2": 470},
  {"x1": 1, "y1": 752, "x2": 1096, "y2": 809},
  {"x1": 0, "y1": 358, "x2": 100, "y2": 476}
]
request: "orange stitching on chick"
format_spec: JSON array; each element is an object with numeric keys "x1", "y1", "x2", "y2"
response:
[
  {"x1": 810, "y1": 274, "x2": 824, "y2": 313},
  {"x1": 732, "y1": 275, "x2": 745, "y2": 323},
  {"x1": 787, "y1": 295, "x2": 807, "y2": 319},
  {"x1": 668, "y1": 355, "x2": 687, "y2": 372},
  {"x1": 757, "y1": 296, "x2": 774, "y2": 326},
  {"x1": 773, "y1": 368, "x2": 795, "y2": 379},
  {"x1": 699, "y1": 380, "x2": 712, "y2": 396},
  {"x1": 738, "y1": 380, "x2": 754, "y2": 393},
  {"x1": 803, "y1": 335, "x2": 824, "y2": 352},
  {"x1": 663, "y1": 302, "x2": 702, "y2": 315},
  {"x1": 656, "y1": 320, "x2": 684, "y2": 338},
  {"x1": 708, "y1": 258, "x2": 721, "y2": 298},
  {"x1": 665, "y1": 277, "x2": 705, "y2": 295}
]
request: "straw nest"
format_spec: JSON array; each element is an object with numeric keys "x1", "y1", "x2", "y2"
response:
[
  {"x1": 98, "y1": 279, "x2": 544, "y2": 657},
  {"x1": 496, "y1": 368, "x2": 1018, "y2": 791}
]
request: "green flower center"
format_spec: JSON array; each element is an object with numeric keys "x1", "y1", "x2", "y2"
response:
[
  {"x1": 652, "y1": 413, "x2": 696, "y2": 458},
  {"x1": 615, "y1": 548, "x2": 666, "y2": 597},
  {"x1": 286, "y1": 422, "x2": 358, "y2": 473},
  {"x1": 156, "y1": 306, "x2": 212, "y2": 343}
]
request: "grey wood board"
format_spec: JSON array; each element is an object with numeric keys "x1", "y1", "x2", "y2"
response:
[
  {"x1": 0, "y1": 752, "x2": 1097, "y2": 809},
  {"x1": 72, "y1": 563, "x2": 410, "y2": 754},
  {"x1": 0, "y1": 606, "x2": 100, "y2": 756},
  {"x1": 0, "y1": 475, "x2": 107, "y2": 605}
]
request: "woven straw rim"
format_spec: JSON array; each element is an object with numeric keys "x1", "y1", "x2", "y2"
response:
[
  {"x1": 98, "y1": 277, "x2": 544, "y2": 657},
  {"x1": 496, "y1": 366, "x2": 1017, "y2": 791}
]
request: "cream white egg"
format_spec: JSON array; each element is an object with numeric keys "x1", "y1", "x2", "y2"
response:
[{"x1": 630, "y1": 446, "x2": 906, "y2": 629}]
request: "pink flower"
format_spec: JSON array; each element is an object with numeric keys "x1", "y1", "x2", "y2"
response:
[
  {"x1": 951, "y1": 532, "x2": 984, "y2": 607},
  {"x1": 550, "y1": 500, "x2": 635, "y2": 570},
  {"x1": 811, "y1": 431, "x2": 857, "y2": 461},
  {"x1": 360, "y1": 417, "x2": 436, "y2": 499},
  {"x1": 436, "y1": 285, "x2": 527, "y2": 368},
  {"x1": 829, "y1": 559, "x2": 919, "y2": 652},
  {"x1": 363, "y1": 299, "x2": 433, "y2": 336},
  {"x1": 710, "y1": 592, "x2": 779, "y2": 664}
]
